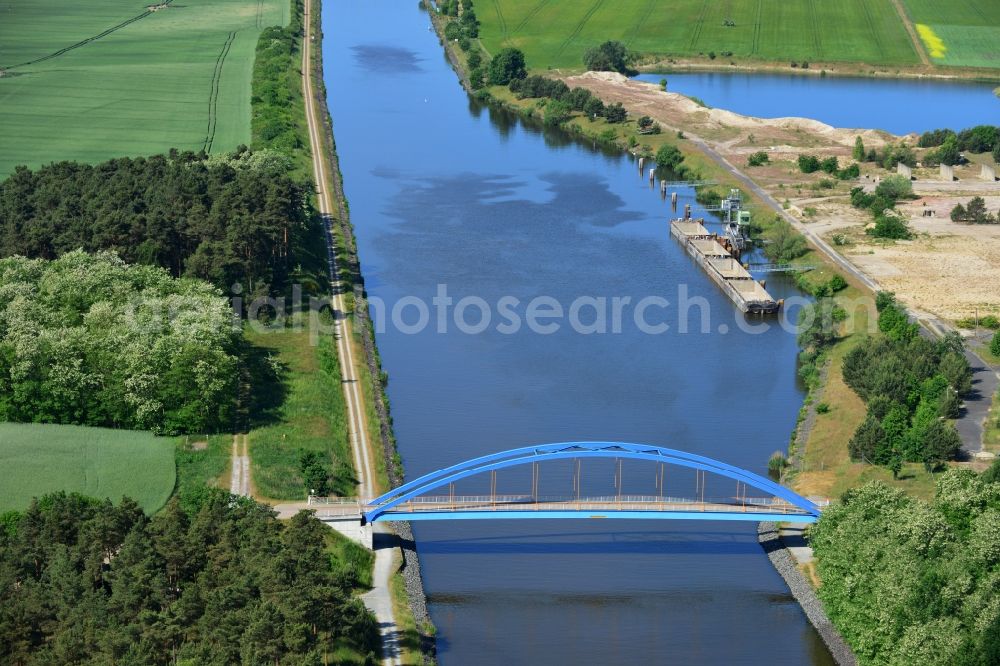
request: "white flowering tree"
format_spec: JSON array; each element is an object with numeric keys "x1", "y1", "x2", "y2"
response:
[{"x1": 0, "y1": 250, "x2": 237, "y2": 434}]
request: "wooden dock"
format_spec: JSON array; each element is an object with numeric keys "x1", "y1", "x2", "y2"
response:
[{"x1": 669, "y1": 219, "x2": 780, "y2": 314}]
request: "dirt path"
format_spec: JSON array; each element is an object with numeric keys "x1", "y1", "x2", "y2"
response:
[
  {"x1": 229, "y1": 434, "x2": 250, "y2": 496},
  {"x1": 889, "y1": 0, "x2": 931, "y2": 67},
  {"x1": 302, "y1": 1, "x2": 400, "y2": 663}
]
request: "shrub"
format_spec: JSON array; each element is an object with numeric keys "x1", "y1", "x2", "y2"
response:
[
  {"x1": 763, "y1": 217, "x2": 808, "y2": 263},
  {"x1": 820, "y1": 156, "x2": 840, "y2": 174},
  {"x1": 444, "y1": 21, "x2": 462, "y2": 40},
  {"x1": 918, "y1": 128, "x2": 956, "y2": 148},
  {"x1": 583, "y1": 96, "x2": 604, "y2": 118},
  {"x1": 543, "y1": 99, "x2": 572, "y2": 127},
  {"x1": 836, "y1": 163, "x2": 860, "y2": 180},
  {"x1": 488, "y1": 47, "x2": 526, "y2": 85},
  {"x1": 583, "y1": 40, "x2": 630, "y2": 74},
  {"x1": 828, "y1": 274, "x2": 848, "y2": 292},
  {"x1": 868, "y1": 212, "x2": 912, "y2": 240},
  {"x1": 768, "y1": 450, "x2": 788, "y2": 475},
  {"x1": 879, "y1": 142, "x2": 916, "y2": 169},
  {"x1": 655, "y1": 144, "x2": 685, "y2": 171},
  {"x1": 603, "y1": 102, "x2": 627, "y2": 123},
  {"x1": 992, "y1": 331, "x2": 1000, "y2": 357},
  {"x1": 696, "y1": 188, "x2": 722, "y2": 207},
  {"x1": 564, "y1": 86, "x2": 593, "y2": 111},
  {"x1": 798, "y1": 154, "x2": 821, "y2": 173},
  {"x1": 875, "y1": 174, "x2": 914, "y2": 201},
  {"x1": 852, "y1": 136, "x2": 865, "y2": 161},
  {"x1": 469, "y1": 66, "x2": 486, "y2": 89},
  {"x1": 747, "y1": 151, "x2": 769, "y2": 166}
]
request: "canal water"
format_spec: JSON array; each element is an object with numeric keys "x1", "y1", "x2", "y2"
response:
[
  {"x1": 324, "y1": 2, "x2": 832, "y2": 664},
  {"x1": 636, "y1": 71, "x2": 1000, "y2": 135}
]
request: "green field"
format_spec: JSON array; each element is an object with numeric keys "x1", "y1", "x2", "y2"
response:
[
  {"x1": 903, "y1": 0, "x2": 1000, "y2": 68},
  {"x1": 478, "y1": 0, "x2": 921, "y2": 70},
  {"x1": 0, "y1": 423, "x2": 176, "y2": 513},
  {"x1": 0, "y1": 0, "x2": 289, "y2": 178}
]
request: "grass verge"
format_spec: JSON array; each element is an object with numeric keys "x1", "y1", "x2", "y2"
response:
[
  {"x1": 984, "y1": 388, "x2": 1000, "y2": 455},
  {"x1": 245, "y1": 326, "x2": 354, "y2": 501},
  {"x1": 389, "y1": 554, "x2": 428, "y2": 666},
  {"x1": 174, "y1": 434, "x2": 231, "y2": 506}
]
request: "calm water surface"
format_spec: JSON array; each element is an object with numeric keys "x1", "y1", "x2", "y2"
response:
[
  {"x1": 324, "y1": 2, "x2": 833, "y2": 663},
  {"x1": 637, "y1": 72, "x2": 999, "y2": 134}
]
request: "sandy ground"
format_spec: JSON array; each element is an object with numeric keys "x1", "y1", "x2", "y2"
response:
[
  {"x1": 845, "y1": 199, "x2": 1000, "y2": 321},
  {"x1": 564, "y1": 72, "x2": 905, "y2": 149},
  {"x1": 563, "y1": 72, "x2": 1000, "y2": 322}
]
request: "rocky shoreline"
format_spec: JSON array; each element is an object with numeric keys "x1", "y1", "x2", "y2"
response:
[{"x1": 757, "y1": 522, "x2": 857, "y2": 666}]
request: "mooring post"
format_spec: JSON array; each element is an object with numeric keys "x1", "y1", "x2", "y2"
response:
[
  {"x1": 638, "y1": 156, "x2": 645, "y2": 173},
  {"x1": 684, "y1": 203, "x2": 692, "y2": 219},
  {"x1": 649, "y1": 167, "x2": 655, "y2": 183},
  {"x1": 660, "y1": 179, "x2": 667, "y2": 197}
]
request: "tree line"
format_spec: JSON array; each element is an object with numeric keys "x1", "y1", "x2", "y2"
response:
[
  {"x1": 844, "y1": 293, "x2": 970, "y2": 474},
  {"x1": 0, "y1": 148, "x2": 313, "y2": 298},
  {"x1": 951, "y1": 196, "x2": 999, "y2": 224},
  {"x1": 918, "y1": 124, "x2": 1000, "y2": 166},
  {"x1": 0, "y1": 491, "x2": 380, "y2": 665},
  {"x1": 812, "y1": 466, "x2": 1000, "y2": 665},
  {"x1": 252, "y1": 0, "x2": 308, "y2": 169}
]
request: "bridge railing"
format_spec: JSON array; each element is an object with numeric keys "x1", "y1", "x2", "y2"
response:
[
  {"x1": 381, "y1": 494, "x2": 814, "y2": 515},
  {"x1": 307, "y1": 496, "x2": 362, "y2": 506}
]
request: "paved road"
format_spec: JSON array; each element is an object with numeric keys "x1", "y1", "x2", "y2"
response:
[
  {"x1": 301, "y1": 3, "x2": 401, "y2": 664},
  {"x1": 690, "y1": 136, "x2": 997, "y2": 454}
]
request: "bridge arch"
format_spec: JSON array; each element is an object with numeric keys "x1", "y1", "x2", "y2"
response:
[{"x1": 364, "y1": 442, "x2": 819, "y2": 522}]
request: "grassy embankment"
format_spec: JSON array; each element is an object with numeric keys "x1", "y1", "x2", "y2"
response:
[
  {"x1": 245, "y1": 329, "x2": 354, "y2": 500},
  {"x1": 0, "y1": 0, "x2": 289, "y2": 178},
  {"x1": 0, "y1": 423, "x2": 176, "y2": 514}
]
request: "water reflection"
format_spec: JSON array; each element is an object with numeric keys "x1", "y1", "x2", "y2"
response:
[{"x1": 350, "y1": 44, "x2": 423, "y2": 74}]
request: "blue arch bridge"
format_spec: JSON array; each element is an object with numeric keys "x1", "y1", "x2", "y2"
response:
[{"x1": 308, "y1": 442, "x2": 824, "y2": 525}]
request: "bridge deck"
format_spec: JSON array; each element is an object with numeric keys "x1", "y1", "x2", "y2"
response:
[{"x1": 366, "y1": 495, "x2": 818, "y2": 522}]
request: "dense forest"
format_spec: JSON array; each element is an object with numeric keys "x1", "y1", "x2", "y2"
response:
[
  {"x1": 0, "y1": 491, "x2": 379, "y2": 665},
  {"x1": 844, "y1": 293, "x2": 970, "y2": 473},
  {"x1": 812, "y1": 466, "x2": 1000, "y2": 665},
  {"x1": 0, "y1": 251, "x2": 237, "y2": 434},
  {"x1": 0, "y1": 148, "x2": 317, "y2": 297}
]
